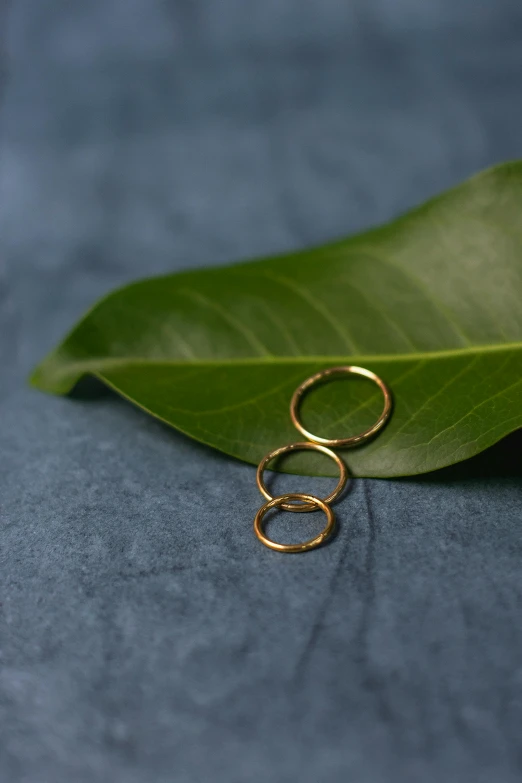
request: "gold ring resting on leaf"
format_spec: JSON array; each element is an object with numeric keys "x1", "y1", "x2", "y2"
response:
[{"x1": 290, "y1": 365, "x2": 393, "y2": 448}]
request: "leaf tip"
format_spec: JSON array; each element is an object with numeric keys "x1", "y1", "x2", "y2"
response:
[{"x1": 28, "y1": 354, "x2": 80, "y2": 395}]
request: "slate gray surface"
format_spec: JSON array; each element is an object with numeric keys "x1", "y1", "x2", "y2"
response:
[{"x1": 1, "y1": 1, "x2": 522, "y2": 781}]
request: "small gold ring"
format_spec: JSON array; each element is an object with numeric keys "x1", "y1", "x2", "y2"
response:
[
  {"x1": 254, "y1": 493, "x2": 336, "y2": 553},
  {"x1": 290, "y1": 365, "x2": 392, "y2": 448},
  {"x1": 256, "y1": 441, "x2": 348, "y2": 512}
]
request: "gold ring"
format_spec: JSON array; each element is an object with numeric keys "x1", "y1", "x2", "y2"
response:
[
  {"x1": 254, "y1": 493, "x2": 336, "y2": 553},
  {"x1": 290, "y1": 365, "x2": 392, "y2": 448},
  {"x1": 256, "y1": 441, "x2": 348, "y2": 512}
]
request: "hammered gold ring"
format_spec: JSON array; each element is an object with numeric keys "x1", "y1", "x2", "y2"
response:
[
  {"x1": 290, "y1": 365, "x2": 392, "y2": 448},
  {"x1": 254, "y1": 493, "x2": 336, "y2": 553},
  {"x1": 256, "y1": 441, "x2": 348, "y2": 512}
]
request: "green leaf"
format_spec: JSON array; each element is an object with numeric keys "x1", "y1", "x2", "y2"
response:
[{"x1": 30, "y1": 162, "x2": 522, "y2": 478}]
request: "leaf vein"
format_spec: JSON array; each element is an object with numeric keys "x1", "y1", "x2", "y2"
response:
[{"x1": 261, "y1": 270, "x2": 359, "y2": 354}]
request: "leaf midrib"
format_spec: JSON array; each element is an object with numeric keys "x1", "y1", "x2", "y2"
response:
[{"x1": 41, "y1": 340, "x2": 522, "y2": 379}]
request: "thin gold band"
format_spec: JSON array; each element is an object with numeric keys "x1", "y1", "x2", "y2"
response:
[
  {"x1": 256, "y1": 441, "x2": 348, "y2": 512},
  {"x1": 254, "y1": 493, "x2": 336, "y2": 553},
  {"x1": 290, "y1": 365, "x2": 392, "y2": 448}
]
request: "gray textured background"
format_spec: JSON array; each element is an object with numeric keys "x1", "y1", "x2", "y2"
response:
[{"x1": 1, "y1": 1, "x2": 522, "y2": 781}]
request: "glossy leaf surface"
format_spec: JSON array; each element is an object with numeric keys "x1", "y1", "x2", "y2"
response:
[{"x1": 31, "y1": 163, "x2": 522, "y2": 477}]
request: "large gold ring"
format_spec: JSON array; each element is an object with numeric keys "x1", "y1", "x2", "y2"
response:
[
  {"x1": 290, "y1": 365, "x2": 392, "y2": 448},
  {"x1": 254, "y1": 493, "x2": 336, "y2": 553},
  {"x1": 256, "y1": 441, "x2": 348, "y2": 512}
]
